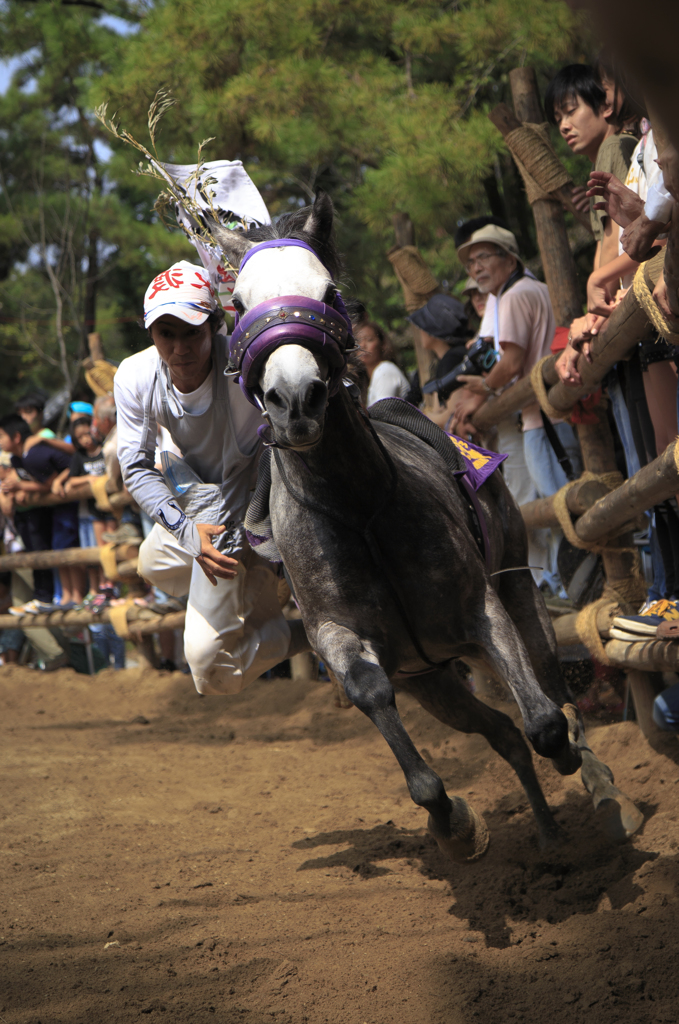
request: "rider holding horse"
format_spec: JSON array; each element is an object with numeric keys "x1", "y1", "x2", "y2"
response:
[{"x1": 114, "y1": 261, "x2": 306, "y2": 694}]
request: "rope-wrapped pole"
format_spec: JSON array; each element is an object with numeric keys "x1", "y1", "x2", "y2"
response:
[
  {"x1": 0, "y1": 544, "x2": 139, "y2": 573},
  {"x1": 0, "y1": 606, "x2": 182, "y2": 633}
]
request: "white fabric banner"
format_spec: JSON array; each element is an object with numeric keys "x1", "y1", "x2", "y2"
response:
[{"x1": 160, "y1": 159, "x2": 271, "y2": 313}]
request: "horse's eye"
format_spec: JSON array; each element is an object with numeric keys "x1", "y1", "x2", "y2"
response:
[
  {"x1": 323, "y1": 284, "x2": 336, "y2": 305},
  {"x1": 232, "y1": 297, "x2": 245, "y2": 315}
]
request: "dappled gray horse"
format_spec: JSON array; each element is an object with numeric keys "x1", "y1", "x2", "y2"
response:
[{"x1": 213, "y1": 193, "x2": 642, "y2": 861}]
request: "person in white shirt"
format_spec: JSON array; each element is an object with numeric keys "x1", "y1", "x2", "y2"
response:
[
  {"x1": 356, "y1": 321, "x2": 409, "y2": 406},
  {"x1": 115, "y1": 261, "x2": 307, "y2": 695}
]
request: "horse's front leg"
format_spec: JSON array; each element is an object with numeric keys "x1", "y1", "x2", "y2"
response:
[
  {"x1": 315, "y1": 622, "x2": 489, "y2": 862},
  {"x1": 461, "y1": 587, "x2": 581, "y2": 777},
  {"x1": 497, "y1": 567, "x2": 644, "y2": 840}
]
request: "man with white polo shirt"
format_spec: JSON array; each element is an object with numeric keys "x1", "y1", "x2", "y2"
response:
[{"x1": 115, "y1": 261, "x2": 307, "y2": 694}]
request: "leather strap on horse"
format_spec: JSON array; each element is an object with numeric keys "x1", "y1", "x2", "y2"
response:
[
  {"x1": 632, "y1": 253, "x2": 679, "y2": 343},
  {"x1": 530, "y1": 355, "x2": 570, "y2": 422},
  {"x1": 90, "y1": 473, "x2": 113, "y2": 512}
]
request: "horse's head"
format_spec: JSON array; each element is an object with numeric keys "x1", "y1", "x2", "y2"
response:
[{"x1": 213, "y1": 193, "x2": 352, "y2": 449}]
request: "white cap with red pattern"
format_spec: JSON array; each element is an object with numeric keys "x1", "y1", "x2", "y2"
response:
[{"x1": 144, "y1": 260, "x2": 217, "y2": 328}]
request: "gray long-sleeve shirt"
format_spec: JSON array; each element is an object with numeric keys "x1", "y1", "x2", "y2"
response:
[{"x1": 114, "y1": 342, "x2": 264, "y2": 557}]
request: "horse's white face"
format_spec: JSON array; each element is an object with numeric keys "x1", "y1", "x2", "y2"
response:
[
  {"x1": 233, "y1": 246, "x2": 331, "y2": 311},
  {"x1": 233, "y1": 246, "x2": 335, "y2": 450}
]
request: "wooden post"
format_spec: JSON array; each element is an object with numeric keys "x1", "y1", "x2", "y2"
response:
[
  {"x1": 506, "y1": 68, "x2": 582, "y2": 327},
  {"x1": 87, "y1": 332, "x2": 105, "y2": 362},
  {"x1": 392, "y1": 213, "x2": 415, "y2": 249},
  {"x1": 520, "y1": 476, "x2": 613, "y2": 531},
  {"x1": 389, "y1": 212, "x2": 436, "y2": 410},
  {"x1": 576, "y1": 405, "x2": 643, "y2": 612},
  {"x1": 627, "y1": 670, "x2": 665, "y2": 742},
  {"x1": 575, "y1": 440, "x2": 679, "y2": 543}
]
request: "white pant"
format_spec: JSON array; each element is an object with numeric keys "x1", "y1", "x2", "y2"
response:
[{"x1": 138, "y1": 524, "x2": 291, "y2": 695}]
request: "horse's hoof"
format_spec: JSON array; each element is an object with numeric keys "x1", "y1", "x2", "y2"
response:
[
  {"x1": 594, "y1": 790, "x2": 644, "y2": 842},
  {"x1": 428, "y1": 798, "x2": 490, "y2": 864}
]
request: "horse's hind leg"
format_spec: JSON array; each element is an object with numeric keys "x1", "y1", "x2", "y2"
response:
[
  {"x1": 498, "y1": 567, "x2": 643, "y2": 840},
  {"x1": 396, "y1": 666, "x2": 564, "y2": 849},
  {"x1": 317, "y1": 623, "x2": 488, "y2": 863}
]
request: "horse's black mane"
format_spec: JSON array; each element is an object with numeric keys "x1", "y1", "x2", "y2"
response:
[{"x1": 243, "y1": 203, "x2": 343, "y2": 282}]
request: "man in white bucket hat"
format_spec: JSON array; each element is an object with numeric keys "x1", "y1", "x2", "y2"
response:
[
  {"x1": 451, "y1": 226, "x2": 582, "y2": 596},
  {"x1": 115, "y1": 261, "x2": 306, "y2": 693}
]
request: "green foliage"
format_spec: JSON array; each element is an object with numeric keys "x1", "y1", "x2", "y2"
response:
[{"x1": 1, "y1": 0, "x2": 598, "y2": 406}]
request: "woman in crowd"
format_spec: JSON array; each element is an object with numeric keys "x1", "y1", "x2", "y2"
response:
[{"x1": 356, "y1": 321, "x2": 409, "y2": 405}]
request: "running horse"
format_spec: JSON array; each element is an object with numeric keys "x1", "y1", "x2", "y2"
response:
[{"x1": 211, "y1": 193, "x2": 642, "y2": 861}]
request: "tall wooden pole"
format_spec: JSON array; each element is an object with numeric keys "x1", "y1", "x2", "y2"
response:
[
  {"x1": 507, "y1": 68, "x2": 582, "y2": 327},
  {"x1": 390, "y1": 212, "x2": 435, "y2": 409},
  {"x1": 575, "y1": 407, "x2": 643, "y2": 612}
]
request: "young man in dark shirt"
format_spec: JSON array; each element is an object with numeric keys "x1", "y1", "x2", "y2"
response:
[{"x1": 0, "y1": 414, "x2": 79, "y2": 614}]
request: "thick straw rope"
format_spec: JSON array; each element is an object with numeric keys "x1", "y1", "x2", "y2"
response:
[
  {"x1": 504, "y1": 123, "x2": 571, "y2": 205},
  {"x1": 632, "y1": 259, "x2": 679, "y2": 343},
  {"x1": 551, "y1": 471, "x2": 624, "y2": 552},
  {"x1": 98, "y1": 542, "x2": 119, "y2": 581},
  {"x1": 387, "y1": 246, "x2": 439, "y2": 312},
  {"x1": 530, "y1": 355, "x2": 570, "y2": 422},
  {"x1": 575, "y1": 596, "x2": 619, "y2": 665},
  {"x1": 108, "y1": 597, "x2": 136, "y2": 639},
  {"x1": 89, "y1": 473, "x2": 113, "y2": 512}
]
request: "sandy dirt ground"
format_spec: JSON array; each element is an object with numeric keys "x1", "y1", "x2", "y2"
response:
[{"x1": 1, "y1": 662, "x2": 679, "y2": 1024}]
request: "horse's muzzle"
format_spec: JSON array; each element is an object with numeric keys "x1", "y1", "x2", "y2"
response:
[{"x1": 264, "y1": 378, "x2": 328, "y2": 448}]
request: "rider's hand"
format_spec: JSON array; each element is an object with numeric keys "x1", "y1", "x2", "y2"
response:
[{"x1": 195, "y1": 523, "x2": 239, "y2": 586}]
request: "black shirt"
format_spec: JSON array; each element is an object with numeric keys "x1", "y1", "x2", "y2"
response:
[
  {"x1": 11, "y1": 442, "x2": 71, "y2": 483},
  {"x1": 69, "y1": 446, "x2": 107, "y2": 518}
]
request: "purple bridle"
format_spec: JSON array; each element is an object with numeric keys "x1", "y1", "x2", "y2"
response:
[{"x1": 228, "y1": 239, "x2": 354, "y2": 408}]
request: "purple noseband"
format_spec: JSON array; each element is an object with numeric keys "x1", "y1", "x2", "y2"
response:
[{"x1": 228, "y1": 239, "x2": 354, "y2": 407}]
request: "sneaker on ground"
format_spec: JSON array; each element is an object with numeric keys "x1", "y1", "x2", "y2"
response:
[
  {"x1": 612, "y1": 598, "x2": 679, "y2": 636},
  {"x1": 8, "y1": 599, "x2": 54, "y2": 616},
  {"x1": 101, "y1": 522, "x2": 142, "y2": 544}
]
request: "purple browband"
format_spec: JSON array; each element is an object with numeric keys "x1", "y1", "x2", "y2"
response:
[
  {"x1": 239, "y1": 238, "x2": 327, "y2": 274},
  {"x1": 228, "y1": 239, "x2": 354, "y2": 408}
]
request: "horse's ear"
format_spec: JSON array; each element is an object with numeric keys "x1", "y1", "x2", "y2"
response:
[
  {"x1": 209, "y1": 221, "x2": 255, "y2": 269},
  {"x1": 303, "y1": 191, "x2": 334, "y2": 247}
]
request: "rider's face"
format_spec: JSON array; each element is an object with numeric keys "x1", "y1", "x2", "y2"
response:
[{"x1": 150, "y1": 315, "x2": 213, "y2": 392}]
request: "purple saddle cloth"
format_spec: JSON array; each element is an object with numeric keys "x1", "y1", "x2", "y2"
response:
[{"x1": 446, "y1": 434, "x2": 507, "y2": 491}]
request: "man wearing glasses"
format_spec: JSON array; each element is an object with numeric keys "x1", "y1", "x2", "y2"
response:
[{"x1": 451, "y1": 224, "x2": 581, "y2": 596}]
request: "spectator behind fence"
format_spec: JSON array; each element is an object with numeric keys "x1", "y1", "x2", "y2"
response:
[
  {"x1": 452, "y1": 225, "x2": 582, "y2": 597},
  {"x1": 356, "y1": 321, "x2": 409, "y2": 406},
  {"x1": 409, "y1": 293, "x2": 470, "y2": 428},
  {"x1": 16, "y1": 392, "x2": 74, "y2": 456},
  {"x1": 56, "y1": 416, "x2": 118, "y2": 610},
  {"x1": 0, "y1": 414, "x2": 81, "y2": 614}
]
